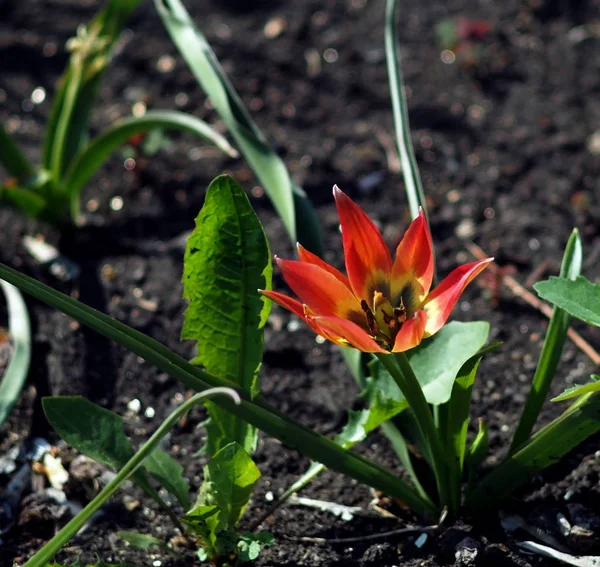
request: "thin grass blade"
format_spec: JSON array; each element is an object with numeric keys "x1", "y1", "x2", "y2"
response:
[{"x1": 384, "y1": 0, "x2": 428, "y2": 223}]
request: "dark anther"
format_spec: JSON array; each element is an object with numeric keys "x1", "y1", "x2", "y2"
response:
[{"x1": 361, "y1": 300, "x2": 377, "y2": 333}]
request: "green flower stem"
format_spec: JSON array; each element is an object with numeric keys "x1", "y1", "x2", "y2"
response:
[
  {"x1": 24, "y1": 388, "x2": 240, "y2": 567},
  {"x1": 376, "y1": 352, "x2": 448, "y2": 512}
]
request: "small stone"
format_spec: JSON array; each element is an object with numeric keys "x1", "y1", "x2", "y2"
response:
[{"x1": 455, "y1": 537, "x2": 482, "y2": 566}]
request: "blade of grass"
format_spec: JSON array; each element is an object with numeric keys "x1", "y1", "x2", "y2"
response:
[
  {"x1": 509, "y1": 229, "x2": 583, "y2": 453},
  {"x1": 25, "y1": 388, "x2": 239, "y2": 567},
  {"x1": 466, "y1": 391, "x2": 600, "y2": 513},
  {"x1": 384, "y1": 0, "x2": 428, "y2": 223},
  {"x1": 155, "y1": 0, "x2": 323, "y2": 254},
  {"x1": 0, "y1": 263, "x2": 435, "y2": 518},
  {"x1": 62, "y1": 111, "x2": 238, "y2": 219},
  {"x1": 0, "y1": 124, "x2": 35, "y2": 183},
  {"x1": 0, "y1": 281, "x2": 31, "y2": 427}
]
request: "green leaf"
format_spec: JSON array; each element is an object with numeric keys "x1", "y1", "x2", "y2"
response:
[
  {"x1": 443, "y1": 354, "x2": 484, "y2": 512},
  {"x1": 445, "y1": 356, "x2": 483, "y2": 471},
  {"x1": 43, "y1": 0, "x2": 142, "y2": 178},
  {"x1": 466, "y1": 392, "x2": 600, "y2": 512},
  {"x1": 408, "y1": 321, "x2": 490, "y2": 405},
  {"x1": 42, "y1": 396, "x2": 153, "y2": 491},
  {"x1": 182, "y1": 175, "x2": 271, "y2": 455},
  {"x1": 464, "y1": 418, "x2": 489, "y2": 496},
  {"x1": 0, "y1": 123, "x2": 35, "y2": 183},
  {"x1": 62, "y1": 111, "x2": 237, "y2": 219},
  {"x1": 0, "y1": 261, "x2": 435, "y2": 519},
  {"x1": 510, "y1": 229, "x2": 583, "y2": 453},
  {"x1": 42, "y1": 396, "x2": 188, "y2": 512},
  {"x1": 2, "y1": 184, "x2": 47, "y2": 218},
  {"x1": 466, "y1": 418, "x2": 489, "y2": 469},
  {"x1": 552, "y1": 375, "x2": 600, "y2": 402},
  {"x1": 237, "y1": 531, "x2": 274, "y2": 562},
  {"x1": 186, "y1": 443, "x2": 261, "y2": 559},
  {"x1": 198, "y1": 442, "x2": 260, "y2": 528},
  {"x1": 143, "y1": 448, "x2": 191, "y2": 510},
  {"x1": 0, "y1": 280, "x2": 31, "y2": 427},
  {"x1": 155, "y1": 0, "x2": 324, "y2": 254},
  {"x1": 118, "y1": 531, "x2": 167, "y2": 550},
  {"x1": 535, "y1": 276, "x2": 600, "y2": 327}
]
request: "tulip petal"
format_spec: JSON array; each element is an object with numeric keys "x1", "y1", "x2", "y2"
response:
[
  {"x1": 422, "y1": 258, "x2": 493, "y2": 337},
  {"x1": 260, "y1": 289, "x2": 306, "y2": 319},
  {"x1": 333, "y1": 186, "x2": 392, "y2": 300},
  {"x1": 260, "y1": 290, "x2": 334, "y2": 338},
  {"x1": 312, "y1": 315, "x2": 387, "y2": 353},
  {"x1": 392, "y1": 309, "x2": 427, "y2": 352},
  {"x1": 276, "y1": 257, "x2": 361, "y2": 318},
  {"x1": 391, "y1": 209, "x2": 434, "y2": 303},
  {"x1": 296, "y1": 244, "x2": 350, "y2": 288}
]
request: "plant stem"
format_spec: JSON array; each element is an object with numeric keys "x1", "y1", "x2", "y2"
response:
[
  {"x1": 376, "y1": 352, "x2": 448, "y2": 513},
  {"x1": 23, "y1": 387, "x2": 240, "y2": 567}
]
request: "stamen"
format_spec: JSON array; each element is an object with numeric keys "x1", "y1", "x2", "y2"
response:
[{"x1": 361, "y1": 300, "x2": 377, "y2": 334}]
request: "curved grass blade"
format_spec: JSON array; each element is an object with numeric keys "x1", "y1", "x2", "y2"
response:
[
  {"x1": 0, "y1": 262, "x2": 435, "y2": 518},
  {"x1": 510, "y1": 229, "x2": 583, "y2": 453},
  {"x1": 155, "y1": 0, "x2": 323, "y2": 254},
  {"x1": 0, "y1": 280, "x2": 31, "y2": 427},
  {"x1": 63, "y1": 111, "x2": 237, "y2": 219},
  {"x1": 26, "y1": 388, "x2": 238, "y2": 567},
  {"x1": 466, "y1": 392, "x2": 600, "y2": 513},
  {"x1": 384, "y1": 0, "x2": 428, "y2": 223}
]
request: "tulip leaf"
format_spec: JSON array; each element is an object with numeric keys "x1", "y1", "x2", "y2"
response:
[
  {"x1": 466, "y1": 392, "x2": 600, "y2": 512},
  {"x1": 551, "y1": 375, "x2": 600, "y2": 402},
  {"x1": 182, "y1": 175, "x2": 271, "y2": 456},
  {"x1": 534, "y1": 276, "x2": 600, "y2": 328},
  {"x1": 155, "y1": 0, "x2": 324, "y2": 254}
]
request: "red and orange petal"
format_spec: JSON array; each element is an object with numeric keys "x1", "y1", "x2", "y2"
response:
[
  {"x1": 296, "y1": 244, "x2": 351, "y2": 289},
  {"x1": 311, "y1": 315, "x2": 387, "y2": 353},
  {"x1": 275, "y1": 257, "x2": 361, "y2": 318},
  {"x1": 392, "y1": 310, "x2": 427, "y2": 352},
  {"x1": 333, "y1": 186, "x2": 392, "y2": 300},
  {"x1": 391, "y1": 210, "x2": 434, "y2": 302},
  {"x1": 422, "y1": 258, "x2": 493, "y2": 337}
]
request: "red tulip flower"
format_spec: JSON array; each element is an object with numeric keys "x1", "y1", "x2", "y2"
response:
[{"x1": 261, "y1": 187, "x2": 492, "y2": 353}]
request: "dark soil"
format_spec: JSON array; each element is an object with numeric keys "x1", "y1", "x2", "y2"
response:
[{"x1": 1, "y1": 0, "x2": 600, "y2": 565}]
